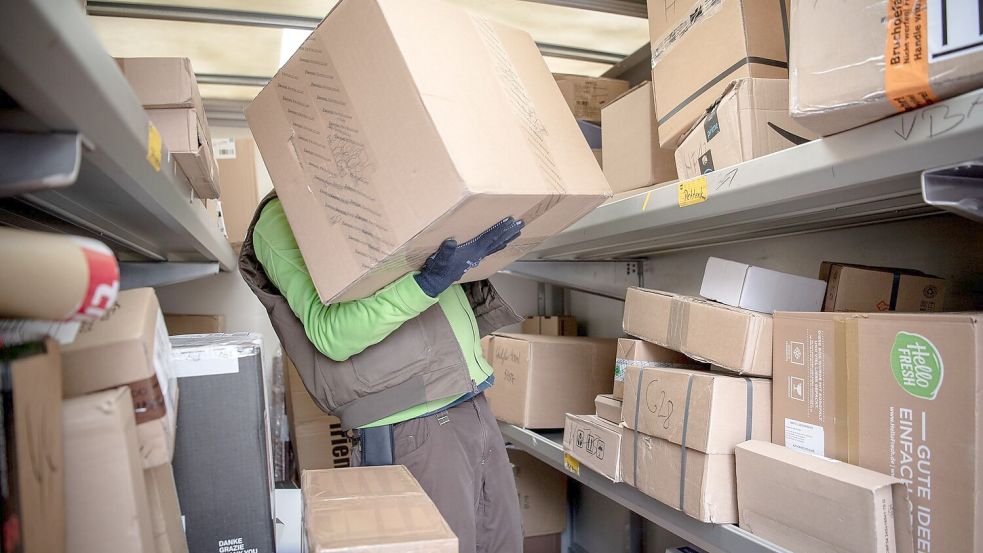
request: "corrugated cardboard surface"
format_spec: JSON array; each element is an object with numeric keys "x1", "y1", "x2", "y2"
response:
[
  {"x1": 620, "y1": 428, "x2": 736, "y2": 523},
  {"x1": 147, "y1": 108, "x2": 220, "y2": 199},
  {"x1": 163, "y1": 314, "x2": 226, "y2": 335},
  {"x1": 216, "y1": 138, "x2": 260, "y2": 244},
  {"x1": 790, "y1": 0, "x2": 983, "y2": 135},
  {"x1": 594, "y1": 394, "x2": 622, "y2": 424},
  {"x1": 602, "y1": 81, "x2": 677, "y2": 192},
  {"x1": 820, "y1": 262, "x2": 946, "y2": 312},
  {"x1": 485, "y1": 333, "x2": 618, "y2": 428},
  {"x1": 699, "y1": 256, "x2": 827, "y2": 314},
  {"x1": 736, "y1": 441, "x2": 914, "y2": 553},
  {"x1": 675, "y1": 79, "x2": 818, "y2": 179},
  {"x1": 614, "y1": 337, "x2": 705, "y2": 400},
  {"x1": 509, "y1": 449, "x2": 567, "y2": 537},
  {"x1": 2, "y1": 340, "x2": 64, "y2": 553},
  {"x1": 63, "y1": 388, "x2": 155, "y2": 553},
  {"x1": 623, "y1": 288, "x2": 772, "y2": 376},
  {"x1": 246, "y1": 0, "x2": 610, "y2": 303},
  {"x1": 520, "y1": 315, "x2": 578, "y2": 336},
  {"x1": 553, "y1": 73, "x2": 630, "y2": 122},
  {"x1": 622, "y1": 365, "x2": 771, "y2": 454},
  {"x1": 651, "y1": 0, "x2": 790, "y2": 147},
  {"x1": 563, "y1": 414, "x2": 623, "y2": 482},
  {"x1": 116, "y1": 57, "x2": 200, "y2": 110},
  {"x1": 301, "y1": 466, "x2": 457, "y2": 552},
  {"x1": 144, "y1": 463, "x2": 189, "y2": 553}
]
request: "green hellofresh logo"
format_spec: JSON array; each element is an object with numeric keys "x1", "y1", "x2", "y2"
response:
[{"x1": 890, "y1": 332, "x2": 944, "y2": 400}]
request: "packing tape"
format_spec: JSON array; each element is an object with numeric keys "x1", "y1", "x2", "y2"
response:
[
  {"x1": 889, "y1": 271, "x2": 903, "y2": 310},
  {"x1": 650, "y1": 0, "x2": 725, "y2": 67},
  {"x1": 677, "y1": 374, "x2": 695, "y2": 512},
  {"x1": 120, "y1": 375, "x2": 168, "y2": 425},
  {"x1": 744, "y1": 377, "x2": 753, "y2": 441},
  {"x1": 884, "y1": 0, "x2": 938, "y2": 112},
  {"x1": 631, "y1": 365, "x2": 644, "y2": 487},
  {"x1": 666, "y1": 298, "x2": 691, "y2": 353}
]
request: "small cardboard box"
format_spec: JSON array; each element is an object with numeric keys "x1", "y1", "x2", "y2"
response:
[
  {"x1": 0, "y1": 340, "x2": 64, "y2": 553},
  {"x1": 790, "y1": 0, "x2": 983, "y2": 136},
  {"x1": 622, "y1": 365, "x2": 771, "y2": 454},
  {"x1": 563, "y1": 414, "x2": 623, "y2": 482},
  {"x1": 301, "y1": 466, "x2": 457, "y2": 552},
  {"x1": 699, "y1": 257, "x2": 827, "y2": 314},
  {"x1": 675, "y1": 79, "x2": 818, "y2": 179},
  {"x1": 623, "y1": 288, "x2": 773, "y2": 376},
  {"x1": 163, "y1": 313, "x2": 226, "y2": 335},
  {"x1": 650, "y1": 0, "x2": 790, "y2": 147},
  {"x1": 484, "y1": 334, "x2": 617, "y2": 428},
  {"x1": 61, "y1": 288, "x2": 178, "y2": 469},
  {"x1": 521, "y1": 315, "x2": 578, "y2": 336},
  {"x1": 736, "y1": 441, "x2": 914, "y2": 553},
  {"x1": 64, "y1": 388, "x2": 155, "y2": 553},
  {"x1": 213, "y1": 137, "x2": 260, "y2": 245},
  {"x1": 553, "y1": 73, "x2": 630, "y2": 123},
  {"x1": 116, "y1": 57, "x2": 201, "y2": 109},
  {"x1": 621, "y1": 428, "x2": 736, "y2": 523},
  {"x1": 144, "y1": 464, "x2": 189, "y2": 553},
  {"x1": 601, "y1": 81, "x2": 678, "y2": 193},
  {"x1": 246, "y1": 0, "x2": 611, "y2": 303},
  {"x1": 509, "y1": 448, "x2": 567, "y2": 537},
  {"x1": 820, "y1": 261, "x2": 946, "y2": 312},
  {"x1": 594, "y1": 393, "x2": 622, "y2": 424},
  {"x1": 613, "y1": 337, "x2": 702, "y2": 400}
]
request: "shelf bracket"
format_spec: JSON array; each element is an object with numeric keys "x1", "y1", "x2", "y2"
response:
[
  {"x1": 502, "y1": 260, "x2": 643, "y2": 301},
  {"x1": 922, "y1": 159, "x2": 983, "y2": 223},
  {"x1": 0, "y1": 132, "x2": 81, "y2": 198},
  {"x1": 119, "y1": 261, "x2": 220, "y2": 290}
]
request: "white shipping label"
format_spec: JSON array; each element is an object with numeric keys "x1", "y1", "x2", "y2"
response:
[
  {"x1": 784, "y1": 418, "x2": 825, "y2": 457},
  {"x1": 212, "y1": 138, "x2": 237, "y2": 159},
  {"x1": 929, "y1": 0, "x2": 983, "y2": 60},
  {"x1": 171, "y1": 345, "x2": 241, "y2": 378}
]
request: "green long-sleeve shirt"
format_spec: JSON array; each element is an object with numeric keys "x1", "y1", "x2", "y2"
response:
[{"x1": 252, "y1": 199, "x2": 494, "y2": 427}]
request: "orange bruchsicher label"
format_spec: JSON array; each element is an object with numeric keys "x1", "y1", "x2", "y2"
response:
[{"x1": 885, "y1": 0, "x2": 939, "y2": 112}]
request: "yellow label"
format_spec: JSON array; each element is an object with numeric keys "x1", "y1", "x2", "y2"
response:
[
  {"x1": 563, "y1": 454, "x2": 580, "y2": 476},
  {"x1": 146, "y1": 122, "x2": 162, "y2": 172},
  {"x1": 677, "y1": 176, "x2": 708, "y2": 207},
  {"x1": 885, "y1": 0, "x2": 938, "y2": 112}
]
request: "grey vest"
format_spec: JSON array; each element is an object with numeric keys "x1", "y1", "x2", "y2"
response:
[{"x1": 238, "y1": 192, "x2": 521, "y2": 429}]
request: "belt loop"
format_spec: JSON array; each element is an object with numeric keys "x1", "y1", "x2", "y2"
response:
[
  {"x1": 632, "y1": 366, "x2": 645, "y2": 487},
  {"x1": 678, "y1": 374, "x2": 695, "y2": 512},
  {"x1": 744, "y1": 377, "x2": 753, "y2": 441}
]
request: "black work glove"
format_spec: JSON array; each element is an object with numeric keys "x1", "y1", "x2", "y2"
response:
[{"x1": 414, "y1": 217, "x2": 524, "y2": 298}]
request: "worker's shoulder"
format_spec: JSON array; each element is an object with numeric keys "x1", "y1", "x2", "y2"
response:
[{"x1": 253, "y1": 198, "x2": 299, "y2": 250}]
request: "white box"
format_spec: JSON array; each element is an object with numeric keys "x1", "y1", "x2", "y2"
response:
[
  {"x1": 699, "y1": 257, "x2": 826, "y2": 314},
  {"x1": 563, "y1": 414, "x2": 623, "y2": 482}
]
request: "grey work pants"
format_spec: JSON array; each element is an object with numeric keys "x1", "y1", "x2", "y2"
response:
[{"x1": 352, "y1": 393, "x2": 523, "y2": 553}]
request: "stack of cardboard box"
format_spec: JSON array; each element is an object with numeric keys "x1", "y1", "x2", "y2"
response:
[{"x1": 510, "y1": 449, "x2": 567, "y2": 552}]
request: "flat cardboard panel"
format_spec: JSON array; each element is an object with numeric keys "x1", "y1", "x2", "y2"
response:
[
  {"x1": 554, "y1": 73, "x2": 630, "y2": 122},
  {"x1": 602, "y1": 81, "x2": 677, "y2": 193},
  {"x1": 509, "y1": 449, "x2": 567, "y2": 537},
  {"x1": 1, "y1": 341, "x2": 64, "y2": 553},
  {"x1": 622, "y1": 365, "x2": 771, "y2": 454},
  {"x1": 216, "y1": 138, "x2": 260, "y2": 244},
  {"x1": 63, "y1": 388, "x2": 155, "y2": 553},
  {"x1": 163, "y1": 314, "x2": 226, "y2": 335},
  {"x1": 699, "y1": 256, "x2": 827, "y2": 314},
  {"x1": 613, "y1": 337, "x2": 704, "y2": 400},
  {"x1": 246, "y1": 0, "x2": 610, "y2": 303},
  {"x1": 594, "y1": 394, "x2": 622, "y2": 424},
  {"x1": 563, "y1": 414, "x2": 623, "y2": 482},
  {"x1": 144, "y1": 464, "x2": 189, "y2": 553},
  {"x1": 302, "y1": 466, "x2": 457, "y2": 552},
  {"x1": 736, "y1": 441, "x2": 914, "y2": 553},
  {"x1": 485, "y1": 334, "x2": 617, "y2": 428},
  {"x1": 820, "y1": 262, "x2": 946, "y2": 312}
]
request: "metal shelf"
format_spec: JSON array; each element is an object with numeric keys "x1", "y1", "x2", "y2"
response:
[
  {"x1": 530, "y1": 88, "x2": 983, "y2": 261},
  {"x1": 499, "y1": 423, "x2": 789, "y2": 553},
  {"x1": 0, "y1": 0, "x2": 235, "y2": 283}
]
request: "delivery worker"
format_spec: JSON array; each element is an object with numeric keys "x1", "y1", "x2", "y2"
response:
[{"x1": 239, "y1": 193, "x2": 526, "y2": 553}]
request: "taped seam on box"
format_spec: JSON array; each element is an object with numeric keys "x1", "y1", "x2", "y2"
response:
[
  {"x1": 677, "y1": 374, "x2": 695, "y2": 512},
  {"x1": 651, "y1": 0, "x2": 725, "y2": 67},
  {"x1": 631, "y1": 369, "x2": 644, "y2": 487},
  {"x1": 884, "y1": 0, "x2": 938, "y2": 112},
  {"x1": 744, "y1": 377, "x2": 753, "y2": 440}
]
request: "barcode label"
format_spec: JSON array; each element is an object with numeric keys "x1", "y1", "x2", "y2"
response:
[
  {"x1": 212, "y1": 138, "x2": 237, "y2": 159},
  {"x1": 929, "y1": 0, "x2": 983, "y2": 59}
]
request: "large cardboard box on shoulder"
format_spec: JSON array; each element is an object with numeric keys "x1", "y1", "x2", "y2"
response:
[
  {"x1": 675, "y1": 79, "x2": 818, "y2": 179},
  {"x1": 510, "y1": 448, "x2": 567, "y2": 537},
  {"x1": 246, "y1": 0, "x2": 611, "y2": 303},
  {"x1": 601, "y1": 81, "x2": 677, "y2": 193},
  {"x1": 649, "y1": 0, "x2": 790, "y2": 148},
  {"x1": 213, "y1": 137, "x2": 261, "y2": 245},
  {"x1": 302, "y1": 466, "x2": 458, "y2": 552},
  {"x1": 772, "y1": 311, "x2": 983, "y2": 553},
  {"x1": 484, "y1": 333, "x2": 617, "y2": 428},
  {"x1": 736, "y1": 441, "x2": 914, "y2": 553},
  {"x1": 790, "y1": 0, "x2": 983, "y2": 136},
  {"x1": 61, "y1": 288, "x2": 179, "y2": 469},
  {"x1": 613, "y1": 337, "x2": 703, "y2": 400},
  {"x1": 0, "y1": 340, "x2": 64, "y2": 553},
  {"x1": 553, "y1": 73, "x2": 630, "y2": 123},
  {"x1": 820, "y1": 261, "x2": 946, "y2": 313}
]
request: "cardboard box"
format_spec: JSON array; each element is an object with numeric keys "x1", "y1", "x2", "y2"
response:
[
  {"x1": 170, "y1": 334, "x2": 275, "y2": 553},
  {"x1": 64, "y1": 388, "x2": 155, "y2": 553},
  {"x1": 116, "y1": 57, "x2": 201, "y2": 110},
  {"x1": 563, "y1": 414, "x2": 623, "y2": 482},
  {"x1": 509, "y1": 448, "x2": 567, "y2": 537},
  {"x1": 144, "y1": 464, "x2": 189, "y2": 553},
  {"x1": 675, "y1": 79, "x2": 818, "y2": 179},
  {"x1": 524, "y1": 533, "x2": 561, "y2": 553},
  {"x1": 61, "y1": 288, "x2": 178, "y2": 468},
  {"x1": 622, "y1": 365, "x2": 771, "y2": 454},
  {"x1": 820, "y1": 262, "x2": 946, "y2": 312},
  {"x1": 736, "y1": 440, "x2": 914, "y2": 553},
  {"x1": 484, "y1": 334, "x2": 618, "y2": 428},
  {"x1": 646, "y1": 0, "x2": 696, "y2": 53},
  {"x1": 613, "y1": 337, "x2": 702, "y2": 400},
  {"x1": 621, "y1": 428, "x2": 736, "y2": 523},
  {"x1": 650, "y1": 0, "x2": 790, "y2": 148},
  {"x1": 520, "y1": 315, "x2": 578, "y2": 336},
  {"x1": 163, "y1": 313, "x2": 226, "y2": 335},
  {"x1": 301, "y1": 466, "x2": 457, "y2": 552},
  {"x1": 790, "y1": 0, "x2": 983, "y2": 136},
  {"x1": 0, "y1": 340, "x2": 64, "y2": 553},
  {"x1": 554, "y1": 73, "x2": 630, "y2": 122},
  {"x1": 623, "y1": 288, "x2": 773, "y2": 376},
  {"x1": 699, "y1": 256, "x2": 827, "y2": 314},
  {"x1": 246, "y1": 0, "x2": 611, "y2": 303},
  {"x1": 214, "y1": 137, "x2": 260, "y2": 244},
  {"x1": 602, "y1": 81, "x2": 677, "y2": 193},
  {"x1": 284, "y1": 357, "x2": 351, "y2": 475},
  {"x1": 594, "y1": 393, "x2": 622, "y2": 424},
  {"x1": 772, "y1": 311, "x2": 983, "y2": 553}
]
